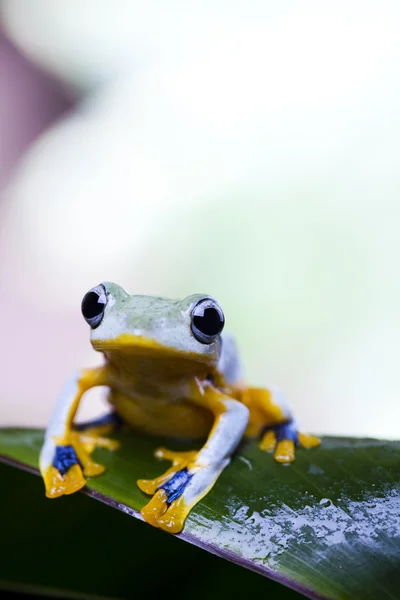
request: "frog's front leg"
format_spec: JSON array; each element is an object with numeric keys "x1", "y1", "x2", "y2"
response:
[
  {"x1": 40, "y1": 366, "x2": 118, "y2": 498},
  {"x1": 242, "y1": 386, "x2": 320, "y2": 463},
  {"x1": 138, "y1": 380, "x2": 249, "y2": 533}
]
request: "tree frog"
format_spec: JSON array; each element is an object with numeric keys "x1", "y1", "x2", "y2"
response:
[{"x1": 40, "y1": 282, "x2": 320, "y2": 533}]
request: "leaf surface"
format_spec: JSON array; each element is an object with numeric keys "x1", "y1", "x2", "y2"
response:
[{"x1": 0, "y1": 428, "x2": 399, "y2": 600}]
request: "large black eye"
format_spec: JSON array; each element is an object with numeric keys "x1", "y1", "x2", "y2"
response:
[
  {"x1": 81, "y1": 284, "x2": 107, "y2": 329},
  {"x1": 191, "y1": 298, "x2": 225, "y2": 344}
]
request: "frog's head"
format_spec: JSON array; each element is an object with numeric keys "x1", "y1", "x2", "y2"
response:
[{"x1": 81, "y1": 282, "x2": 225, "y2": 368}]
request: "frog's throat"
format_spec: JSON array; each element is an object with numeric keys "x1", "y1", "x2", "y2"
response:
[{"x1": 91, "y1": 332, "x2": 218, "y2": 365}]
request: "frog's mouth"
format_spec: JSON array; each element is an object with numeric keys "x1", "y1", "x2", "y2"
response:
[{"x1": 91, "y1": 333, "x2": 218, "y2": 365}]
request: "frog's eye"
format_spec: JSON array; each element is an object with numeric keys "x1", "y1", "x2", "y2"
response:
[
  {"x1": 191, "y1": 298, "x2": 225, "y2": 344},
  {"x1": 81, "y1": 284, "x2": 107, "y2": 329}
]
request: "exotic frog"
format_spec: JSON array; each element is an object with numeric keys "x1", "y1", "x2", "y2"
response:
[{"x1": 40, "y1": 282, "x2": 320, "y2": 532}]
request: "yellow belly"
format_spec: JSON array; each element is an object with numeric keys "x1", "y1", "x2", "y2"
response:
[{"x1": 109, "y1": 391, "x2": 213, "y2": 439}]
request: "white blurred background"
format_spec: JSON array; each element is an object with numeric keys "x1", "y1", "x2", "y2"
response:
[{"x1": 0, "y1": 1, "x2": 399, "y2": 439}]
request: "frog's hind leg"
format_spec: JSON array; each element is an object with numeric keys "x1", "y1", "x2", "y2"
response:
[{"x1": 242, "y1": 387, "x2": 320, "y2": 464}]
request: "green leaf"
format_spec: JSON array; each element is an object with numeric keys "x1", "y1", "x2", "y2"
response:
[{"x1": 0, "y1": 428, "x2": 399, "y2": 600}]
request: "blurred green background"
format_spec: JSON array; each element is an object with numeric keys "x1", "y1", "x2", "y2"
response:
[{"x1": 0, "y1": 2, "x2": 399, "y2": 440}]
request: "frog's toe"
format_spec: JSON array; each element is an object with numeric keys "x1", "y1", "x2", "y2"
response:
[
  {"x1": 274, "y1": 439, "x2": 295, "y2": 463},
  {"x1": 140, "y1": 489, "x2": 169, "y2": 526},
  {"x1": 259, "y1": 421, "x2": 298, "y2": 460},
  {"x1": 153, "y1": 447, "x2": 197, "y2": 465},
  {"x1": 45, "y1": 464, "x2": 87, "y2": 498},
  {"x1": 137, "y1": 447, "x2": 197, "y2": 495},
  {"x1": 258, "y1": 429, "x2": 277, "y2": 452},
  {"x1": 68, "y1": 431, "x2": 116, "y2": 477},
  {"x1": 298, "y1": 432, "x2": 321, "y2": 449},
  {"x1": 73, "y1": 432, "x2": 120, "y2": 454},
  {"x1": 44, "y1": 445, "x2": 87, "y2": 498},
  {"x1": 80, "y1": 458, "x2": 105, "y2": 477},
  {"x1": 137, "y1": 472, "x2": 174, "y2": 495},
  {"x1": 155, "y1": 496, "x2": 188, "y2": 534},
  {"x1": 259, "y1": 422, "x2": 320, "y2": 463}
]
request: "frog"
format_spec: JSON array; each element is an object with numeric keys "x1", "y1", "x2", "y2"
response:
[{"x1": 40, "y1": 282, "x2": 320, "y2": 533}]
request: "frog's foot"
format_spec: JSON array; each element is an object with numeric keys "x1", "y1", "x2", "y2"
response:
[
  {"x1": 259, "y1": 421, "x2": 320, "y2": 463},
  {"x1": 42, "y1": 444, "x2": 87, "y2": 498},
  {"x1": 138, "y1": 448, "x2": 222, "y2": 533},
  {"x1": 41, "y1": 430, "x2": 119, "y2": 498}
]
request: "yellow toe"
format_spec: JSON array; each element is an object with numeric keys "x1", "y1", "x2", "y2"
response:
[
  {"x1": 73, "y1": 443, "x2": 106, "y2": 478},
  {"x1": 298, "y1": 432, "x2": 321, "y2": 448},
  {"x1": 137, "y1": 466, "x2": 178, "y2": 494},
  {"x1": 157, "y1": 496, "x2": 188, "y2": 534},
  {"x1": 140, "y1": 489, "x2": 168, "y2": 527},
  {"x1": 137, "y1": 478, "x2": 156, "y2": 495},
  {"x1": 44, "y1": 465, "x2": 86, "y2": 498},
  {"x1": 259, "y1": 430, "x2": 277, "y2": 452},
  {"x1": 83, "y1": 462, "x2": 105, "y2": 477},
  {"x1": 72, "y1": 432, "x2": 120, "y2": 453},
  {"x1": 138, "y1": 447, "x2": 198, "y2": 495},
  {"x1": 274, "y1": 439, "x2": 295, "y2": 463},
  {"x1": 154, "y1": 447, "x2": 197, "y2": 465}
]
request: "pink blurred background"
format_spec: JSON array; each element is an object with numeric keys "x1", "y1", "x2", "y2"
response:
[
  {"x1": 0, "y1": 32, "x2": 73, "y2": 187},
  {"x1": 0, "y1": 31, "x2": 92, "y2": 426},
  {"x1": 1, "y1": 4, "x2": 400, "y2": 439}
]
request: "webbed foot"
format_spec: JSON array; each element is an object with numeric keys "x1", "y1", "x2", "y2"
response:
[
  {"x1": 138, "y1": 448, "x2": 223, "y2": 533},
  {"x1": 41, "y1": 430, "x2": 119, "y2": 498},
  {"x1": 259, "y1": 422, "x2": 320, "y2": 463},
  {"x1": 43, "y1": 444, "x2": 86, "y2": 498}
]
